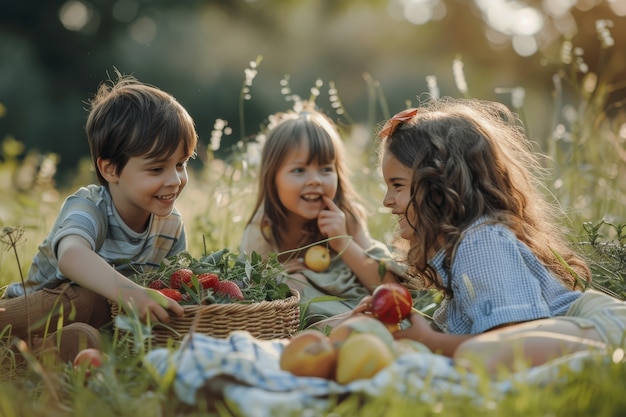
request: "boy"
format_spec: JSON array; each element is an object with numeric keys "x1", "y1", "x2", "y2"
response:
[{"x1": 0, "y1": 73, "x2": 196, "y2": 362}]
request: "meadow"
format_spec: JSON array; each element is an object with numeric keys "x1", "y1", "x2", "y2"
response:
[{"x1": 1, "y1": 50, "x2": 626, "y2": 415}]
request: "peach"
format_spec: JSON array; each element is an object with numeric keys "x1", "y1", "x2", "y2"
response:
[
  {"x1": 393, "y1": 339, "x2": 431, "y2": 357},
  {"x1": 279, "y1": 330, "x2": 337, "y2": 379},
  {"x1": 328, "y1": 315, "x2": 395, "y2": 349}
]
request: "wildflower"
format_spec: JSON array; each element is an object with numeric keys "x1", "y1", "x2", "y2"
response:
[
  {"x1": 425, "y1": 75, "x2": 440, "y2": 100},
  {"x1": 452, "y1": 58, "x2": 468, "y2": 95},
  {"x1": 210, "y1": 118, "x2": 231, "y2": 152},
  {"x1": 596, "y1": 19, "x2": 614, "y2": 49},
  {"x1": 328, "y1": 81, "x2": 348, "y2": 117}
]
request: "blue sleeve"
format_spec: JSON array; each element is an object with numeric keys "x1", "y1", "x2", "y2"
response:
[{"x1": 451, "y1": 226, "x2": 553, "y2": 333}]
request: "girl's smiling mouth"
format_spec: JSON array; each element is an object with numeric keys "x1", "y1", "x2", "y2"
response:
[
  {"x1": 156, "y1": 193, "x2": 177, "y2": 201},
  {"x1": 302, "y1": 193, "x2": 323, "y2": 202}
]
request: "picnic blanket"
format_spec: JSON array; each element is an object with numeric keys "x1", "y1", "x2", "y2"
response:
[{"x1": 143, "y1": 331, "x2": 597, "y2": 415}]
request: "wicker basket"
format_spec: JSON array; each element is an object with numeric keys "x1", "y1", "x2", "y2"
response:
[{"x1": 110, "y1": 289, "x2": 300, "y2": 345}]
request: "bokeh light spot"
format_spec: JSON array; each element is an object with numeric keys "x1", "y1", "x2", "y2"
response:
[
  {"x1": 543, "y1": 0, "x2": 576, "y2": 17},
  {"x1": 405, "y1": 2, "x2": 433, "y2": 25},
  {"x1": 513, "y1": 7, "x2": 544, "y2": 36},
  {"x1": 512, "y1": 34, "x2": 538, "y2": 56},
  {"x1": 608, "y1": 0, "x2": 626, "y2": 16},
  {"x1": 59, "y1": 0, "x2": 91, "y2": 31},
  {"x1": 129, "y1": 16, "x2": 157, "y2": 44}
]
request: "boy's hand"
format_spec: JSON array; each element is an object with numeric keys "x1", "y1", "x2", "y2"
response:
[
  {"x1": 133, "y1": 288, "x2": 185, "y2": 324},
  {"x1": 153, "y1": 289, "x2": 185, "y2": 319},
  {"x1": 318, "y1": 196, "x2": 349, "y2": 251},
  {"x1": 125, "y1": 287, "x2": 184, "y2": 324},
  {"x1": 56, "y1": 235, "x2": 185, "y2": 324}
]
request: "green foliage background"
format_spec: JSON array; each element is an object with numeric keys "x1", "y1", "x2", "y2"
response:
[{"x1": 1, "y1": 1, "x2": 626, "y2": 416}]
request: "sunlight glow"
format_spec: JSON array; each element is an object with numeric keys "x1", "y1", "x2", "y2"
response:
[
  {"x1": 59, "y1": 0, "x2": 91, "y2": 31},
  {"x1": 405, "y1": 2, "x2": 433, "y2": 25},
  {"x1": 608, "y1": 0, "x2": 626, "y2": 16},
  {"x1": 129, "y1": 16, "x2": 157, "y2": 44},
  {"x1": 512, "y1": 34, "x2": 538, "y2": 56},
  {"x1": 543, "y1": 0, "x2": 576, "y2": 17},
  {"x1": 390, "y1": 0, "x2": 446, "y2": 26},
  {"x1": 472, "y1": 0, "x2": 546, "y2": 56},
  {"x1": 512, "y1": 7, "x2": 544, "y2": 36}
]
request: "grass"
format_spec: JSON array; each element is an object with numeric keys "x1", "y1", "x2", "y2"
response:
[{"x1": 2, "y1": 34, "x2": 626, "y2": 415}]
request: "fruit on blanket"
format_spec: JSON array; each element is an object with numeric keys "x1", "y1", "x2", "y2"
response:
[
  {"x1": 371, "y1": 283, "x2": 413, "y2": 324},
  {"x1": 393, "y1": 339, "x2": 431, "y2": 356},
  {"x1": 279, "y1": 330, "x2": 338, "y2": 378},
  {"x1": 335, "y1": 333, "x2": 394, "y2": 384},
  {"x1": 328, "y1": 315, "x2": 395, "y2": 349},
  {"x1": 304, "y1": 245, "x2": 331, "y2": 272},
  {"x1": 170, "y1": 268, "x2": 193, "y2": 289},
  {"x1": 73, "y1": 348, "x2": 103, "y2": 376}
]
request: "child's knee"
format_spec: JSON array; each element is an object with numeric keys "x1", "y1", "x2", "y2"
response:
[
  {"x1": 70, "y1": 286, "x2": 111, "y2": 328},
  {"x1": 39, "y1": 284, "x2": 110, "y2": 329},
  {"x1": 453, "y1": 336, "x2": 510, "y2": 375}
]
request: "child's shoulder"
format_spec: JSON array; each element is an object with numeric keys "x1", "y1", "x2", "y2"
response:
[
  {"x1": 69, "y1": 184, "x2": 108, "y2": 202},
  {"x1": 459, "y1": 218, "x2": 516, "y2": 247},
  {"x1": 59, "y1": 185, "x2": 110, "y2": 213}
]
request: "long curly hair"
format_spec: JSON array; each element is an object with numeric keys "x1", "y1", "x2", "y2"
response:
[{"x1": 378, "y1": 97, "x2": 591, "y2": 297}]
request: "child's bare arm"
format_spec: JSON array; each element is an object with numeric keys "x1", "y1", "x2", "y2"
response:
[
  {"x1": 394, "y1": 313, "x2": 473, "y2": 357},
  {"x1": 318, "y1": 196, "x2": 397, "y2": 290},
  {"x1": 56, "y1": 235, "x2": 184, "y2": 323}
]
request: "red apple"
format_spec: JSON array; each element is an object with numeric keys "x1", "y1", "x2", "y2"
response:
[
  {"x1": 371, "y1": 283, "x2": 413, "y2": 324},
  {"x1": 73, "y1": 348, "x2": 103, "y2": 373}
]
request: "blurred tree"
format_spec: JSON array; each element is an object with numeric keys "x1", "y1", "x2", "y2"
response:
[{"x1": 0, "y1": 0, "x2": 623, "y2": 185}]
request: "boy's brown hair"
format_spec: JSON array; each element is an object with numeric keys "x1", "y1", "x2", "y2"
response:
[{"x1": 85, "y1": 73, "x2": 197, "y2": 186}]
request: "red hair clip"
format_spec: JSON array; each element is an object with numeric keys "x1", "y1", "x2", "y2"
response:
[{"x1": 378, "y1": 108, "x2": 418, "y2": 138}]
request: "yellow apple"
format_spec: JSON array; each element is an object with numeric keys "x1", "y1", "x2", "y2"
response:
[{"x1": 304, "y1": 245, "x2": 331, "y2": 272}]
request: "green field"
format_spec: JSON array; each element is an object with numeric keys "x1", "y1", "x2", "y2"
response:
[{"x1": 2, "y1": 58, "x2": 626, "y2": 416}]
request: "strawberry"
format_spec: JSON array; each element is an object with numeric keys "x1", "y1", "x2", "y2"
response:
[
  {"x1": 170, "y1": 268, "x2": 193, "y2": 289},
  {"x1": 148, "y1": 280, "x2": 165, "y2": 290},
  {"x1": 215, "y1": 281, "x2": 244, "y2": 300},
  {"x1": 198, "y1": 273, "x2": 219, "y2": 290},
  {"x1": 158, "y1": 288, "x2": 183, "y2": 302}
]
